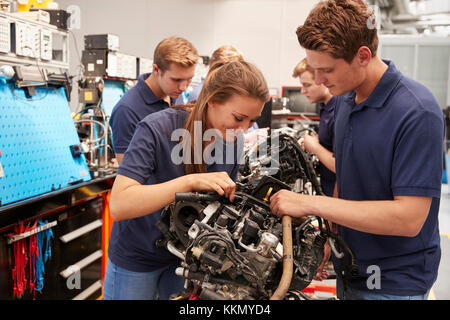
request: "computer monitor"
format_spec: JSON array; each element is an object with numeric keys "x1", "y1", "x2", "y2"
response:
[{"x1": 281, "y1": 86, "x2": 318, "y2": 114}]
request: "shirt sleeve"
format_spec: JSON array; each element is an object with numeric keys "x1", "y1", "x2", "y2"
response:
[
  {"x1": 329, "y1": 110, "x2": 336, "y2": 149},
  {"x1": 391, "y1": 109, "x2": 444, "y2": 198},
  {"x1": 117, "y1": 121, "x2": 158, "y2": 184},
  {"x1": 110, "y1": 103, "x2": 141, "y2": 154}
]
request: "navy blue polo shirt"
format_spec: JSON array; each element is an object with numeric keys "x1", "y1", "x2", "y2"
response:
[
  {"x1": 109, "y1": 73, "x2": 170, "y2": 154},
  {"x1": 108, "y1": 108, "x2": 242, "y2": 272},
  {"x1": 318, "y1": 96, "x2": 336, "y2": 197},
  {"x1": 332, "y1": 60, "x2": 444, "y2": 296}
]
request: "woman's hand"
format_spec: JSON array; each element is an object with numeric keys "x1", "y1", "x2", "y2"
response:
[
  {"x1": 186, "y1": 171, "x2": 236, "y2": 202},
  {"x1": 110, "y1": 172, "x2": 236, "y2": 221}
]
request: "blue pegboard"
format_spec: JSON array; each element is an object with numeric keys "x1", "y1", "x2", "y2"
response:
[
  {"x1": 101, "y1": 80, "x2": 128, "y2": 118},
  {"x1": 0, "y1": 82, "x2": 92, "y2": 206}
]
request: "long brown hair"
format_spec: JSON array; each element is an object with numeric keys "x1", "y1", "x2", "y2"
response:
[{"x1": 183, "y1": 60, "x2": 269, "y2": 174}]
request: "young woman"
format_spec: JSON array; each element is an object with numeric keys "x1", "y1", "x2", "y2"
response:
[{"x1": 103, "y1": 60, "x2": 270, "y2": 300}]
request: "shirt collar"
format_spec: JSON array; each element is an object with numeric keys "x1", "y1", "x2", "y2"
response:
[
  {"x1": 137, "y1": 73, "x2": 174, "y2": 105},
  {"x1": 320, "y1": 96, "x2": 337, "y2": 111},
  {"x1": 346, "y1": 60, "x2": 403, "y2": 110}
]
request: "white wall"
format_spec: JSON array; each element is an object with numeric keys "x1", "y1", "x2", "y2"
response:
[
  {"x1": 211, "y1": 0, "x2": 316, "y2": 94},
  {"x1": 56, "y1": 0, "x2": 318, "y2": 110}
]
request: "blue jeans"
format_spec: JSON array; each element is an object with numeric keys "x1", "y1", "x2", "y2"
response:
[
  {"x1": 336, "y1": 277, "x2": 430, "y2": 300},
  {"x1": 103, "y1": 258, "x2": 185, "y2": 300}
]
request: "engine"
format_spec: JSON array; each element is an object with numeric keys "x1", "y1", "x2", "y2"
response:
[
  {"x1": 238, "y1": 128, "x2": 321, "y2": 195},
  {"x1": 157, "y1": 182, "x2": 327, "y2": 300},
  {"x1": 157, "y1": 128, "x2": 358, "y2": 300}
]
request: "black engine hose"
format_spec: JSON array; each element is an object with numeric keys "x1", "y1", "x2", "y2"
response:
[
  {"x1": 175, "y1": 192, "x2": 224, "y2": 202},
  {"x1": 327, "y1": 232, "x2": 359, "y2": 277},
  {"x1": 287, "y1": 134, "x2": 324, "y2": 195}
]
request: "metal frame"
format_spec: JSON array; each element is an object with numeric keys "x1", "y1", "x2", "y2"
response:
[
  {"x1": 6, "y1": 220, "x2": 57, "y2": 244},
  {"x1": 379, "y1": 35, "x2": 450, "y2": 107}
]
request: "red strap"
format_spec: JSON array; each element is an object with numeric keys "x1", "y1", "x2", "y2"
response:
[
  {"x1": 28, "y1": 233, "x2": 38, "y2": 300},
  {"x1": 12, "y1": 224, "x2": 27, "y2": 298},
  {"x1": 11, "y1": 222, "x2": 39, "y2": 299}
]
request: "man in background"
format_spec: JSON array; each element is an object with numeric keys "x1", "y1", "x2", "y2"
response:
[
  {"x1": 110, "y1": 36, "x2": 198, "y2": 164},
  {"x1": 294, "y1": 58, "x2": 336, "y2": 197}
]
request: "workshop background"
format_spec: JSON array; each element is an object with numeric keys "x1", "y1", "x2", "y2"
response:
[{"x1": 0, "y1": 0, "x2": 449, "y2": 300}]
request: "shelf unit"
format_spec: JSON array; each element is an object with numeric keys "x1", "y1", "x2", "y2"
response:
[{"x1": 0, "y1": 10, "x2": 69, "y2": 72}]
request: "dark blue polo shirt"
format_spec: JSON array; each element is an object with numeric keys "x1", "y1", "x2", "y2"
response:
[
  {"x1": 108, "y1": 108, "x2": 242, "y2": 272},
  {"x1": 109, "y1": 73, "x2": 170, "y2": 154},
  {"x1": 332, "y1": 60, "x2": 444, "y2": 296},
  {"x1": 318, "y1": 96, "x2": 336, "y2": 197}
]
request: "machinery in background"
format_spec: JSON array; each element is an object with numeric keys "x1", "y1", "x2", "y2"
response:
[
  {"x1": 80, "y1": 34, "x2": 153, "y2": 82},
  {"x1": 75, "y1": 34, "x2": 155, "y2": 177},
  {"x1": 0, "y1": 9, "x2": 70, "y2": 64},
  {"x1": 75, "y1": 76, "x2": 115, "y2": 178},
  {"x1": 367, "y1": 0, "x2": 450, "y2": 35},
  {"x1": 0, "y1": 9, "x2": 72, "y2": 99},
  {"x1": 0, "y1": 9, "x2": 89, "y2": 207},
  {"x1": 270, "y1": 95, "x2": 320, "y2": 132}
]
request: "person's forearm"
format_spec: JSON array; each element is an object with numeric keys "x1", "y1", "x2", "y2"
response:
[
  {"x1": 306, "y1": 195, "x2": 430, "y2": 237},
  {"x1": 312, "y1": 145, "x2": 335, "y2": 173},
  {"x1": 110, "y1": 176, "x2": 191, "y2": 221}
]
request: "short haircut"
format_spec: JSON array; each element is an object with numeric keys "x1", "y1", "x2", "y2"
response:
[
  {"x1": 292, "y1": 58, "x2": 315, "y2": 79},
  {"x1": 296, "y1": 0, "x2": 379, "y2": 63},
  {"x1": 153, "y1": 36, "x2": 199, "y2": 72}
]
